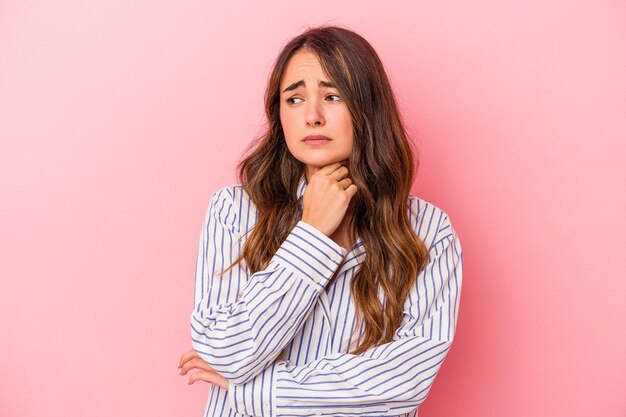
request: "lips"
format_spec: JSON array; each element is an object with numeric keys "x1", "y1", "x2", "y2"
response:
[{"x1": 303, "y1": 135, "x2": 331, "y2": 143}]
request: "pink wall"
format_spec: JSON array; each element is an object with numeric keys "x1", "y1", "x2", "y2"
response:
[{"x1": 1, "y1": 1, "x2": 625, "y2": 416}]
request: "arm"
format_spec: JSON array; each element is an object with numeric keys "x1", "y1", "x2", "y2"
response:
[
  {"x1": 190, "y1": 187, "x2": 348, "y2": 385},
  {"x1": 228, "y1": 216, "x2": 463, "y2": 417}
]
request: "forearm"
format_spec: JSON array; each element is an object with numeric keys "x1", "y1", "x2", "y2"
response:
[
  {"x1": 227, "y1": 335, "x2": 453, "y2": 417},
  {"x1": 191, "y1": 220, "x2": 347, "y2": 384},
  {"x1": 273, "y1": 338, "x2": 452, "y2": 415},
  {"x1": 228, "y1": 232, "x2": 463, "y2": 417}
]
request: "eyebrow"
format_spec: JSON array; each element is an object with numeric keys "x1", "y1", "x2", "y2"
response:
[{"x1": 281, "y1": 80, "x2": 336, "y2": 94}]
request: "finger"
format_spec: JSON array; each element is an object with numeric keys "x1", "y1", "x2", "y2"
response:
[
  {"x1": 188, "y1": 370, "x2": 229, "y2": 391},
  {"x1": 179, "y1": 348, "x2": 200, "y2": 368},
  {"x1": 337, "y1": 177, "x2": 352, "y2": 189},
  {"x1": 328, "y1": 165, "x2": 349, "y2": 181},
  {"x1": 188, "y1": 370, "x2": 218, "y2": 385},
  {"x1": 318, "y1": 162, "x2": 343, "y2": 175},
  {"x1": 345, "y1": 184, "x2": 358, "y2": 198},
  {"x1": 180, "y1": 357, "x2": 214, "y2": 375},
  {"x1": 178, "y1": 348, "x2": 199, "y2": 368}
]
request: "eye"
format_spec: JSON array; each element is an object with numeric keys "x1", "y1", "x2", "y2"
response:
[{"x1": 285, "y1": 95, "x2": 341, "y2": 105}]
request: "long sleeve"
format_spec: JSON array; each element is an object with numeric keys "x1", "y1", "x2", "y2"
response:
[
  {"x1": 228, "y1": 215, "x2": 463, "y2": 417},
  {"x1": 190, "y1": 187, "x2": 348, "y2": 385}
]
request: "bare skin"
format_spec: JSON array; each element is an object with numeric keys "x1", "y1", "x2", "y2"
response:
[
  {"x1": 178, "y1": 348, "x2": 228, "y2": 390},
  {"x1": 328, "y1": 199, "x2": 357, "y2": 252},
  {"x1": 179, "y1": 162, "x2": 358, "y2": 387},
  {"x1": 180, "y1": 49, "x2": 359, "y2": 388},
  {"x1": 302, "y1": 161, "x2": 358, "y2": 251}
]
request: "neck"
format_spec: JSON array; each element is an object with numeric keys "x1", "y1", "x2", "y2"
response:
[{"x1": 332, "y1": 201, "x2": 358, "y2": 251}]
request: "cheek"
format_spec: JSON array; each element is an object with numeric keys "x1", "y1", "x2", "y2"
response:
[
  {"x1": 339, "y1": 114, "x2": 354, "y2": 145},
  {"x1": 279, "y1": 112, "x2": 299, "y2": 153},
  {"x1": 279, "y1": 110, "x2": 296, "y2": 137},
  {"x1": 279, "y1": 108, "x2": 286, "y2": 131},
  {"x1": 336, "y1": 109, "x2": 352, "y2": 132}
]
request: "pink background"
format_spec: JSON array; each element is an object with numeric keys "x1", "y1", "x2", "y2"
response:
[{"x1": 1, "y1": 1, "x2": 625, "y2": 416}]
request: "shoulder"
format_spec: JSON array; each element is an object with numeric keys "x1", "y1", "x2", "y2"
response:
[
  {"x1": 203, "y1": 184, "x2": 257, "y2": 235},
  {"x1": 407, "y1": 194, "x2": 459, "y2": 251}
]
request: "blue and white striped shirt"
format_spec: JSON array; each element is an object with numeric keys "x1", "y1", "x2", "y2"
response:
[{"x1": 190, "y1": 174, "x2": 463, "y2": 417}]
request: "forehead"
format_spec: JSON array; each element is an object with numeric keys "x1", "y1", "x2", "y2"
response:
[{"x1": 280, "y1": 49, "x2": 329, "y2": 86}]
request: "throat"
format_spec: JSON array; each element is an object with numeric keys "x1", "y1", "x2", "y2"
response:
[{"x1": 330, "y1": 228, "x2": 356, "y2": 252}]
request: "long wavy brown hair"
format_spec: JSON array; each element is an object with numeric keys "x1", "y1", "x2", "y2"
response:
[{"x1": 221, "y1": 25, "x2": 430, "y2": 355}]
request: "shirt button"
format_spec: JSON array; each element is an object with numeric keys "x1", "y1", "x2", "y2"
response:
[
  {"x1": 314, "y1": 410, "x2": 323, "y2": 416},
  {"x1": 238, "y1": 291, "x2": 244, "y2": 299}
]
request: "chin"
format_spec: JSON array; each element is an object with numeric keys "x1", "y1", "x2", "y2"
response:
[
  {"x1": 302, "y1": 159, "x2": 342, "y2": 169},
  {"x1": 296, "y1": 153, "x2": 349, "y2": 166}
]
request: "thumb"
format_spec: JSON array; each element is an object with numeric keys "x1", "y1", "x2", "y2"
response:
[{"x1": 346, "y1": 184, "x2": 358, "y2": 198}]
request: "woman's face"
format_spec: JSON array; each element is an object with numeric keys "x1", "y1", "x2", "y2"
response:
[{"x1": 279, "y1": 49, "x2": 354, "y2": 181}]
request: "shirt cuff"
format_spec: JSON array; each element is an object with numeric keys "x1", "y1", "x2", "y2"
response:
[
  {"x1": 228, "y1": 362, "x2": 278, "y2": 417},
  {"x1": 272, "y1": 220, "x2": 347, "y2": 289}
]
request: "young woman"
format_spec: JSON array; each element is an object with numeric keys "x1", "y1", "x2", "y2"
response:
[{"x1": 178, "y1": 25, "x2": 463, "y2": 417}]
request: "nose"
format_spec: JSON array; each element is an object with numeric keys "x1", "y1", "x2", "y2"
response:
[{"x1": 305, "y1": 98, "x2": 325, "y2": 127}]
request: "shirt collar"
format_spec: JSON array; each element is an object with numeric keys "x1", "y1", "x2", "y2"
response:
[{"x1": 296, "y1": 173, "x2": 307, "y2": 202}]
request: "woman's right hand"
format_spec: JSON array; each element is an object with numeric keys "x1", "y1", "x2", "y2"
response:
[{"x1": 301, "y1": 162, "x2": 358, "y2": 237}]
